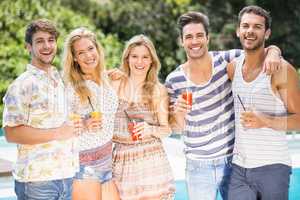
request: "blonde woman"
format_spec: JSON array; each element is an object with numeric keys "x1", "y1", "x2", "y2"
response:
[
  {"x1": 62, "y1": 27, "x2": 119, "y2": 200},
  {"x1": 111, "y1": 35, "x2": 175, "y2": 200}
]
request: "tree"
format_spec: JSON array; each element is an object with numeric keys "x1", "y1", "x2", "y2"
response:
[
  {"x1": 0, "y1": 0, "x2": 122, "y2": 126},
  {"x1": 1, "y1": 0, "x2": 299, "y2": 126},
  {"x1": 204, "y1": 0, "x2": 300, "y2": 67},
  {"x1": 61, "y1": 0, "x2": 300, "y2": 81}
]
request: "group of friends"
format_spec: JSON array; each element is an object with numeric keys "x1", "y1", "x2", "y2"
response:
[{"x1": 2, "y1": 4, "x2": 300, "y2": 200}]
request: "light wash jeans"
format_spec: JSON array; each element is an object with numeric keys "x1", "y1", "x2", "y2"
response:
[
  {"x1": 185, "y1": 156, "x2": 232, "y2": 200},
  {"x1": 15, "y1": 178, "x2": 73, "y2": 200},
  {"x1": 74, "y1": 164, "x2": 112, "y2": 184}
]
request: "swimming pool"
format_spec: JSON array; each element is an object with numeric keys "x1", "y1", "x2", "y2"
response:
[
  {"x1": 173, "y1": 169, "x2": 300, "y2": 200},
  {"x1": 165, "y1": 136, "x2": 300, "y2": 200},
  {"x1": 0, "y1": 136, "x2": 300, "y2": 200}
]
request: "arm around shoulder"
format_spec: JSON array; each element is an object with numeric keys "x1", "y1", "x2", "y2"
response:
[
  {"x1": 109, "y1": 77, "x2": 124, "y2": 93},
  {"x1": 227, "y1": 61, "x2": 236, "y2": 81}
]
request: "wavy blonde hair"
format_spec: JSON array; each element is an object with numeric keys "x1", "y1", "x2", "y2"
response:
[
  {"x1": 62, "y1": 27, "x2": 106, "y2": 103},
  {"x1": 120, "y1": 34, "x2": 161, "y2": 112}
]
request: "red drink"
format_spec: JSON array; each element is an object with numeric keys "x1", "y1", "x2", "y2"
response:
[
  {"x1": 182, "y1": 91, "x2": 193, "y2": 106},
  {"x1": 128, "y1": 121, "x2": 140, "y2": 141},
  {"x1": 125, "y1": 110, "x2": 143, "y2": 141}
]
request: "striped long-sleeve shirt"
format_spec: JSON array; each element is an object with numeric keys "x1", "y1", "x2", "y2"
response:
[{"x1": 165, "y1": 50, "x2": 241, "y2": 160}]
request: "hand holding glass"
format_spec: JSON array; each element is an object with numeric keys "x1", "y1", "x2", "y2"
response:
[
  {"x1": 182, "y1": 91, "x2": 193, "y2": 106},
  {"x1": 86, "y1": 111, "x2": 102, "y2": 132},
  {"x1": 128, "y1": 118, "x2": 144, "y2": 141}
]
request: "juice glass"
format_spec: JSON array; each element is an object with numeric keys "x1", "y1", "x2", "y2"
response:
[
  {"x1": 182, "y1": 90, "x2": 193, "y2": 106},
  {"x1": 127, "y1": 117, "x2": 144, "y2": 141},
  {"x1": 90, "y1": 111, "x2": 101, "y2": 120}
]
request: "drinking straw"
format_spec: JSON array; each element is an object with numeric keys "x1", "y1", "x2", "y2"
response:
[{"x1": 237, "y1": 94, "x2": 246, "y2": 111}]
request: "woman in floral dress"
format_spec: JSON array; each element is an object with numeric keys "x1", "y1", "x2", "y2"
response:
[{"x1": 111, "y1": 34, "x2": 175, "y2": 200}]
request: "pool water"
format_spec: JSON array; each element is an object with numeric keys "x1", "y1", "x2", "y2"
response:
[
  {"x1": 174, "y1": 168, "x2": 300, "y2": 200},
  {"x1": 1, "y1": 177, "x2": 298, "y2": 200},
  {"x1": 289, "y1": 168, "x2": 300, "y2": 200},
  {"x1": 0, "y1": 134, "x2": 300, "y2": 200}
]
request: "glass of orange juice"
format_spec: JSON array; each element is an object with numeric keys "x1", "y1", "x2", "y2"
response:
[{"x1": 90, "y1": 111, "x2": 101, "y2": 120}]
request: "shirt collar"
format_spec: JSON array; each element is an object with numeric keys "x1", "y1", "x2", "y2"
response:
[{"x1": 26, "y1": 64, "x2": 61, "y2": 81}]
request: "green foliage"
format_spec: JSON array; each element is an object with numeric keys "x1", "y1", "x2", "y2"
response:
[
  {"x1": 1, "y1": 0, "x2": 299, "y2": 127},
  {"x1": 0, "y1": 0, "x2": 122, "y2": 126},
  {"x1": 63, "y1": 0, "x2": 300, "y2": 79},
  {"x1": 62, "y1": 0, "x2": 203, "y2": 80},
  {"x1": 204, "y1": 0, "x2": 300, "y2": 68}
]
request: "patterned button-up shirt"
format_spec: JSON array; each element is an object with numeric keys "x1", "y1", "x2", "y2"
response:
[{"x1": 2, "y1": 64, "x2": 78, "y2": 182}]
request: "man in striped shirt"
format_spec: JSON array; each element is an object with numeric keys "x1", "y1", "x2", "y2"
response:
[
  {"x1": 165, "y1": 11, "x2": 281, "y2": 200},
  {"x1": 227, "y1": 5, "x2": 300, "y2": 200}
]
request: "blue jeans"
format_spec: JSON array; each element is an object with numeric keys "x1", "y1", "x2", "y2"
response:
[
  {"x1": 15, "y1": 178, "x2": 73, "y2": 200},
  {"x1": 228, "y1": 164, "x2": 291, "y2": 200},
  {"x1": 185, "y1": 156, "x2": 232, "y2": 200}
]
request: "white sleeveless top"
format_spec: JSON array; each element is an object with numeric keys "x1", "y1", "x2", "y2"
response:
[{"x1": 232, "y1": 55, "x2": 291, "y2": 168}]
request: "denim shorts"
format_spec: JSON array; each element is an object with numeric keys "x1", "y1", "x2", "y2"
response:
[
  {"x1": 74, "y1": 164, "x2": 112, "y2": 184},
  {"x1": 185, "y1": 156, "x2": 232, "y2": 200},
  {"x1": 228, "y1": 163, "x2": 291, "y2": 200},
  {"x1": 15, "y1": 178, "x2": 73, "y2": 200}
]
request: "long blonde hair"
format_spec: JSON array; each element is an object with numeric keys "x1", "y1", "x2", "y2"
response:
[
  {"x1": 62, "y1": 27, "x2": 106, "y2": 103},
  {"x1": 120, "y1": 34, "x2": 161, "y2": 112}
]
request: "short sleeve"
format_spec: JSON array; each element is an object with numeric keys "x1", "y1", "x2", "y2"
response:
[
  {"x1": 164, "y1": 76, "x2": 176, "y2": 106},
  {"x1": 217, "y1": 49, "x2": 243, "y2": 63},
  {"x1": 2, "y1": 83, "x2": 30, "y2": 127}
]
